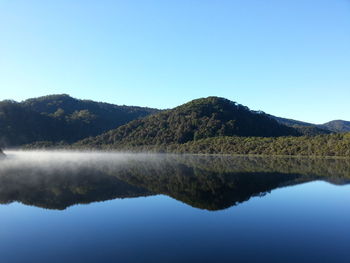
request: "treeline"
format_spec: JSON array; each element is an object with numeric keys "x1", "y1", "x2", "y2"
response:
[
  {"x1": 171, "y1": 133, "x2": 350, "y2": 157},
  {"x1": 73, "y1": 133, "x2": 350, "y2": 158}
]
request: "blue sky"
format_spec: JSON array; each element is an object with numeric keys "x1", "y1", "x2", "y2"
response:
[{"x1": 0, "y1": 0, "x2": 349, "y2": 123}]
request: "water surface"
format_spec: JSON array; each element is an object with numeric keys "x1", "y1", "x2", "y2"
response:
[{"x1": 1, "y1": 151, "x2": 350, "y2": 263}]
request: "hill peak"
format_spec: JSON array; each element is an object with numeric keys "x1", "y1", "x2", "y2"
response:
[
  {"x1": 323, "y1": 119, "x2": 349, "y2": 124},
  {"x1": 23, "y1": 94, "x2": 75, "y2": 103},
  {"x1": 179, "y1": 96, "x2": 237, "y2": 108},
  {"x1": 76, "y1": 96, "x2": 300, "y2": 147}
]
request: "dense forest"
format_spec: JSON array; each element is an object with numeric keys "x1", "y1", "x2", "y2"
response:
[
  {"x1": 0, "y1": 94, "x2": 158, "y2": 146},
  {"x1": 75, "y1": 133, "x2": 350, "y2": 158},
  {"x1": 1, "y1": 94, "x2": 349, "y2": 158},
  {"x1": 171, "y1": 133, "x2": 350, "y2": 157},
  {"x1": 76, "y1": 97, "x2": 301, "y2": 147}
]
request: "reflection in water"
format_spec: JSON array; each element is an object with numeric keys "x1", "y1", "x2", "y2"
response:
[{"x1": 1, "y1": 151, "x2": 350, "y2": 210}]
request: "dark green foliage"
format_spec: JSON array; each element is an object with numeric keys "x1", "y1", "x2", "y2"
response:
[
  {"x1": 75, "y1": 133, "x2": 350, "y2": 158},
  {"x1": 0, "y1": 94, "x2": 158, "y2": 147},
  {"x1": 171, "y1": 133, "x2": 350, "y2": 157},
  {"x1": 4, "y1": 94, "x2": 349, "y2": 155},
  {"x1": 21, "y1": 140, "x2": 69, "y2": 149},
  {"x1": 77, "y1": 97, "x2": 300, "y2": 147},
  {"x1": 293, "y1": 126, "x2": 332, "y2": 136}
]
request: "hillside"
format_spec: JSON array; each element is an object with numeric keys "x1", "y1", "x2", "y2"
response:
[
  {"x1": 0, "y1": 94, "x2": 158, "y2": 147},
  {"x1": 321, "y1": 120, "x2": 350, "y2": 133},
  {"x1": 76, "y1": 97, "x2": 300, "y2": 148},
  {"x1": 2, "y1": 94, "x2": 348, "y2": 151}
]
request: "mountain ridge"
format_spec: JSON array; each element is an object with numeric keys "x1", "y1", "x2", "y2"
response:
[
  {"x1": 321, "y1": 120, "x2": 350, "y2": 133},
  {"x1": 269, "y1": 115, "x2": 350, "y2": 133}
]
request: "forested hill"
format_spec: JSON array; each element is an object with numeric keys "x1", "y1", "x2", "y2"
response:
[
  {"x1": 0, "y1": 94, "x2": 158, "y2": 147},
  {"x1": 76, "y1": 97, "x2": 300, "y2": 148},
  {"x1": 321, "y1": 120, "x2": 350, "y2": 133}
]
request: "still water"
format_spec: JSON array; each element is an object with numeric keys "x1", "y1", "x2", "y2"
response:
[{"x1": 1, "y1": 151, "x2": 350, "y2": 263}]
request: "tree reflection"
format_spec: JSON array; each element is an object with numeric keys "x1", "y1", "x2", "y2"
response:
[{"x1": 0, "y1": 154, "x2": 349, "y2": 210}]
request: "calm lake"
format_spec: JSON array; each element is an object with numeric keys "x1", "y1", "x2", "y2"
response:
[{"x1": 1, "y1": 151, "x2": 350, "y2": 263}]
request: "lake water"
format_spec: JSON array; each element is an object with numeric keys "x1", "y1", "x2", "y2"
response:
[{"x1": 1, "y1": 151, "x2": 350, "y2": 263}]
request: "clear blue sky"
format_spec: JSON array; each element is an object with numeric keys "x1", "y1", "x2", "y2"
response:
[{"x1": 0, "y1": 0, "x2": 349, "y2": 123}]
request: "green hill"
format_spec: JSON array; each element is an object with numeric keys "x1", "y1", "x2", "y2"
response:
[
  {"x1": 76, "y1": 97, "x2": 300, "y2": 148},
  {"x1": 0, "y1": 94, "x2": 158, "y2": 147}
]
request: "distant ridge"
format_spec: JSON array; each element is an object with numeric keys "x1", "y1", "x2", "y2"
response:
[
  {"x1": 268, "y1": 115, "x2": 315, "y2": 127},
  {"x1": 321, "y1": 120, "x2": 350, "y2": 133},
  {"x1": 269, "y1": 115, "x2": 350, "y2": 134}
]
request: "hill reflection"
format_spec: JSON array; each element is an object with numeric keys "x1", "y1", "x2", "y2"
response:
[{"x1": 0, "y1": 152, "x2": 349, "y2": 210}]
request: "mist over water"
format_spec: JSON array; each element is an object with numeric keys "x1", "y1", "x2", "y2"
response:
[
  {"x1": 1, "y1": 150, "x2": 166, "y2": 175},
  {"x1": 0, "y1": 151, "x2": 350, "y2": 211}
]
